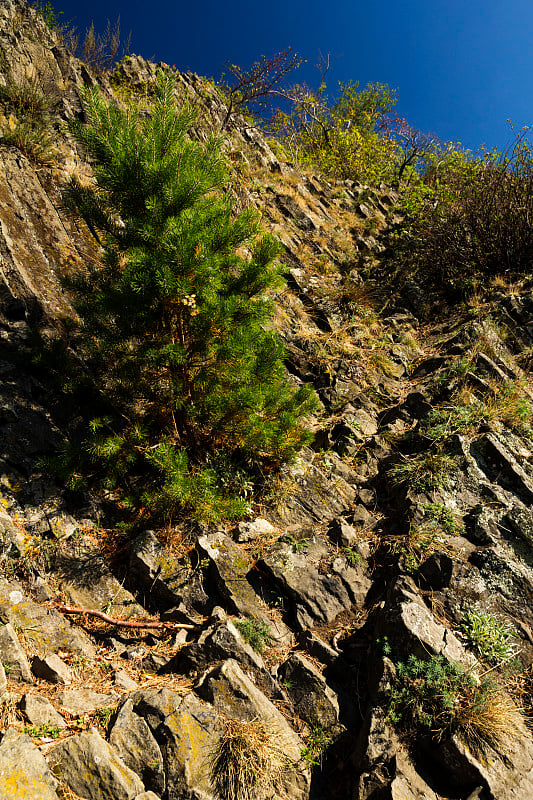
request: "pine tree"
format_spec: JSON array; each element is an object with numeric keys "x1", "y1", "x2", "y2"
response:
[{"x1": 63, "y1": 70, "x2": 317, "y2": 521}]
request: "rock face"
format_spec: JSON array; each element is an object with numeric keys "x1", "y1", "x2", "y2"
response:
[{"x1": 0, "y1": 3, "x2": 533, "y2": 800}]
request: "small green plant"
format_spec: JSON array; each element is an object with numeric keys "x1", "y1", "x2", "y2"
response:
[
  {"x1": 344, "y1": 547, "x2": 363, "y2": 567},
  {"x1": 387, "y1": 654, "x2": 523, "y2": 751},
  {"x1": 389, "y1": 521, "x2": 450, "y2": 571},
  {"x1": 388, "y1": 450, "x2": 456, "y2": 493},
  {"x1": 460, "y1": 609, "x2": 519, "y2": 665},
  {"x1": 23, "y1": 724, "x2": 62, "y2": 739},
  {"x1": 210, "y1": 717, "x2": 290, "y2": 800},
  {"x1": 300, "y1": 726, "x2": 332, "y2": 769},
  {"x1": 0, "y1": 80, "x2": 56, "y2": 164},
  {"x1": 285, "y1": 535, "x2": 311, "y2": 553},
  {"x1": 234, "y1": 618, "x2": 271, "y2": 654},
  {"x1": 92, "y1": 706, "x2": 113, "y2": 729},
  {"x1": 419, "y1": 404, "x2": 484, "y2": 441},
  {"x1": 422, "y1": 502, "x2": 464, "y2": 534}
]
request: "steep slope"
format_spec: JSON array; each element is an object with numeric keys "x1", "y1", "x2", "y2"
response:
[{"x1": 0, "y1": 3, "x2": 532, "y2": 800}]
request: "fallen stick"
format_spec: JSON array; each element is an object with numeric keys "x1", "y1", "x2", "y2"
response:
[{"x1": 52, "y1": 603, "x2": 199, "y2": 631}]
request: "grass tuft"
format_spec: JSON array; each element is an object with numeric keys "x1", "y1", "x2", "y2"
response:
[{"x1": 210, "y1": 717, "x2": 291, "y2": 800}]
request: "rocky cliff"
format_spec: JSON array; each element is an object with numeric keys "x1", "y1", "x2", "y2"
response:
[{"x1": 0, "y1": 2, "x2": 533, "y2": 799}]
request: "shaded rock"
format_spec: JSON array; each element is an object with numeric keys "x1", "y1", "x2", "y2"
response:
[
  {"x1": 132, "y1": 689, "x2": 218, "y2": 800},
  {"x1": 385, "y1": 577, "x2": 472, "y2": 664},
  {"x1": 0, "y1": 729, "x2": 59, "y2": 800},
  {"x1": 279, "y1": 652, "x2": 340, "y2": 730},
  {"x1": 0, "y1": 622, "x2": 32, "y2": 682},
  {"x1": 57, "y1": 688, "x2": 118, "y2": 715},
  {"x1": 55, "y1": 543, "x2": 145, "y2": 619},
  {"x1": 418, "y1": 552, "x2": 454, "y2": 589},
  {"x1": 50, "y1": 727, "x2": 144, "y2": 800},
  {"x1": 197, "y1": 531, "x2": 271, "y2": 623},
  {"x1": 20, "y1": 695, "x2": 66, "y2": 728},
  {"x1": 197, "y1": 659, "x2": 310, "y2": 800},
  {"x1": 109, "y1": 699, "x2": 165, "y2": 797},
  {"x1": 167, "y1": 618, "x2": 276, "y2": 693},
  {"x1": 430, "y1": 721, "x2": 533, "y2": 799},
  {"x1": 261, "y1": 543, "x2": 370, "y2": 630},
  {"x1": 0, "y1": 579, "x2": 95, "y2": 657},
  {"x1": 129, "y1": 531, "x2": 208, "y2": 613},
  {"x1": 32, "y1": 654, "x2": 72, "y2": 685}
]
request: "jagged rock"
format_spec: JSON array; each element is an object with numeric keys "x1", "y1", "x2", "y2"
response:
[
  {"x1": 167, "y1": 618, "x2": 276, "y2": 693},
  {"x1": 109, "y1": 698, "x2": 165, "y2": 797},
  {"x1": 113, "y1": 669, "x2": 139, "y2": 691},
  {"x1": 0, "y1": 729, "x2": 59, "y2": 800},
  {"x1": 270, "y1": 456, "x2": 356, "y2": 526},
  {"x1": 0, "y1": 579, "x2": 95, "y2": 657},
  {"x1": 197, "y1": 659, "x2": 310, "y2": 800},
  {"x1": 131, "y1": 689, "x2": 219, "y2": 800},
  {"x1": 261, "y1": 542, "x2": 371, "y2": 630},
  {"x1": 55, "y1": 543, "x2": 145, "y2": 619},
  {"x1": 57, "y1": 688, "x2": 118, "y2": 715},
  {"x1": 134, "y1": 794, "x2": 161, "y2": 800},
  {"x1": 418, "y1": 552, "x2": 454, "y2": 589},
  {"x1": 0, "y1": 622, "x2": 32, "y2": 682},
  {"x1": 19, "y1": 695, "x2": 66, "y2": 728},
  {"x1": 0, "y1": 511, "x2": 25, "y2": 557},
  {"x1": 279, "y1": 652, "x2": 340, "y2": 730},
  {"x1": 32, "y1": 654, "x2": 72, "y2": 685},
  {"x1": 129, "y1": 531, "x2": 209, "y2": 613},
  {"x1": 50, "y1": 727, "x2": 145, "y2": 800},
  {"x1": 384, "y1": 577, "x2": 473, "y2": 664},
  {"x1": 430, "y1": 721, "x2": 533, "y2": 798},
  {"x1": 196, "y1": 531, "x2": 271, "y2": 624},
  {"x1": 235, "y1": 517, "x2": 275, "y2": 543}
]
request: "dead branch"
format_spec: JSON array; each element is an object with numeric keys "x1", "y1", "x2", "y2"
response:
[{"x1": 52, "y1": 602, "x2": 201, "y2": 631}]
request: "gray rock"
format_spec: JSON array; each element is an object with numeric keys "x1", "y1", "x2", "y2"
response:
[
  {"x1": 32, "y1": 654, "x2": 72, "y2": 685},
  {"x1": 197, "y1": 659, "x2": 310, "y2": 800},
  {"x1": 55, "y1": 543, "x2": 145, "y2": 619},
  {"x1": 0, "y1": 579, "x2": 95, "y2": 657},
  {"x1": 50, "y1": 727, "x2": 144, "y2": 799},
  {"x1": 235, "y1": 517, "x2": 275, "y2": 543},
  {"x1": 279, "y1": 652, "x2": 340, "y2": 730},
  {"x1": 261, "y1": 543, "x2": 371, "y2": 630},
  {"x1": 197, "y1": 532, "x2": 271, "y2": 623},
  {"x1": 168, "y1": 619, "x2": 276, "y2": 694},
  {"x1": 0, "y1": 728, "x2": 59, "y2": 799},
  {"x1": 132, "y1": 689, "x2": 219, "y2": 800},
  {"x1": 0, "y1": 622, "x2": 33, "y2": 682},
  {"x1": 129, "y1": 531, "x2": 208, "y2": 613},
  {"x1": 20, "y1": 695, "x2": 66, "y2": 728},
  {"x1": 109, "y1": 699, "x2": 165, "y2": 797},
  {"x1": 57, "y1": 688, "x2": 118, "y2": 715}
]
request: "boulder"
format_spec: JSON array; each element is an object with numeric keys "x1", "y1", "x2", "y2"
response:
[
  {"x1": 109, "y1": 699, "x2": 165, "y2": 797},
  {"x1": 0, "y1": 729, "x2": 59, "y2": 800},
  {"x1": 0, "y1": 622, "x2": 32, "y2": 682},
  {"x1": 50, "y1": 727, "x2": 144, "y2": 800},
  {"x1": 132, "y1": 689, "x2": 219, "y2": 800}
]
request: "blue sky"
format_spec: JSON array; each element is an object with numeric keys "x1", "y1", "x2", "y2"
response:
[{"x1": 52, "y1": 0, "x2": 533, "y2": 152}]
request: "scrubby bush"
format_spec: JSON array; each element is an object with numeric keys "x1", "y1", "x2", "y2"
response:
[
  {"x1": 0, "y1": 81, "x2": 56, "y2": 164},
  {"x1": 388, "y1": 654, "x2": 523, "y2": 751},
  {"x1": 393, "y1": 130, "x2": 533, "y2": 297},
  {"x1": 61, "y1": 71, "x2": 317, "y2": 521}
]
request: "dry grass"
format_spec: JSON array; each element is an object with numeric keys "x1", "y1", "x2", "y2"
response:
[
  {"x1": 210, "y1": 717, "x2": 292, "y2": 800},
  {"x1": 458, "y1": 686, "x2": 526, "y2": 753}
]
